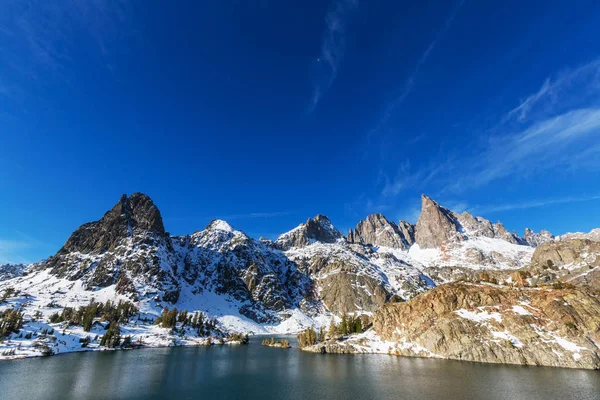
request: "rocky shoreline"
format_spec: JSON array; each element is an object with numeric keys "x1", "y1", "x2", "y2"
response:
[{"x1": 301, "y1": 282, "x2": 600, "y2": 370}]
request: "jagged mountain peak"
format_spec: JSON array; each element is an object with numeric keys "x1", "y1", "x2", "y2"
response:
[
  {"x1": 57, "y1": 192, "x2": 166, "y2": 255},
  {"x1": 205, "y1": 219, "x2": 235, "y2": 233},
  {"x1": 524, "y1": 228, "x2": 555, "y2": 246},
  {"x1": 347, "y1": 213, "x2": 410, "y2": 249},
  {"x1": 276, "y1": 214, "x2": 344, "y2": 250},
  {"x1": 415, "y1": 194, "x2": 464, "y2": 249}
]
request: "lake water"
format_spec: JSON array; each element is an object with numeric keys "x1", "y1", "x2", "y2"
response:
[{"x1": 1, "y1": 336, "x2": 599, "y2": 400}]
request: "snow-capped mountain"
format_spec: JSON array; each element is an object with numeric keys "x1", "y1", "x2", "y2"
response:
[
  {"x1": 0, "y1": 264, "x2": 28, "y2": 281},
  {"x1": 1, "y1": 193, "x2": 550, "y2": 323},
  {"x1": 1, "y1": 191, "x2": 576, "y2": 359}
]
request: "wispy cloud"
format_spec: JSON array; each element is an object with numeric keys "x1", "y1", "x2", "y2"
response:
[
  {"x1": 460, "y1": 107, "x2": 600, "y2": 189},
  {"x1": 308, "y1": 0, "x2": 358, "y2": 113},
  {"x1": 368, "y1": 0, "x2": 465, "y2": 136},
  {"x1": 506, "y1": 59, "x2": 600, "y2": 122},
  {"x1": 379, "y1": 58, "x2": 600, "y2": 198},
  {"x1": 0, "y1": 239, "x2": 32, "y2": 264},
  {"x1": 366, "y1": 57, "x2": 600, "y2": 222},
  {"x1": 0, "y1": 0, "x2": 134, "y2": 107},
  {"x1": 470, "y1": 194, "x2": 600, "y2": 215}
]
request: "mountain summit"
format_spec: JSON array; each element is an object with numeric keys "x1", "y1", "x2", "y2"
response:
[
  {"x1": 276, "y1": 214, "x2": 344, "y2": 250},
  {"x1": 347, "y1": 213, "x2": 412, "y2": 249},
  {"x1": 415, "y1": 195, "x2": 464, "y2": 249},
  {"x1": 59, "y1": 192, "x2": 166, "y2": 255}
]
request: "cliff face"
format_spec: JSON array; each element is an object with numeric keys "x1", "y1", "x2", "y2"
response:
[
  {"x1": 372, "y1": 282, "x2": 600, "y2": 369},
  {"x1": 415, "y1": 195, "x2": 464, "y2": 249},
  {"x1": 531, "y1": 239, "x2": 600, "y2": 269},
  {"x1": 276, "y1": 215, "x2": 344, "y2": 250},
  {"x1": 347, "y1": 214, "x2": 410, "y2": 249}
]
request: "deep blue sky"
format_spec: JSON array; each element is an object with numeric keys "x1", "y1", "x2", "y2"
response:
[{"x1": 2, "y1": 0, "x2": 600, "y2": 263}]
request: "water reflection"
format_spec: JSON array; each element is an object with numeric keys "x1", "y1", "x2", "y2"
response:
[{"x1": 0, "y1": 337, "x2": 599, "y2": 400}]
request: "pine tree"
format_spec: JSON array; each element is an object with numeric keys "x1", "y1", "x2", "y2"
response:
[
  {"x1": 354, "y1": 317, "x2": 362, "y2": 334},
  {"x1": 327, "y1": 319, "x2": 337, "y2": 339},
  {"x1": 340, "y1": 314, "x2": 348, "y2": 335}
]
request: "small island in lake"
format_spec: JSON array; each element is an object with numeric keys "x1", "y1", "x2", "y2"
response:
[{"x1": 261, "y1": 338, "x2": 291, "y2": 348}]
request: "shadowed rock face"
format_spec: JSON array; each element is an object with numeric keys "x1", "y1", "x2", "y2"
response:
[
  {"x1": 276, "y1": 215, "x2": 343, "y2": 250},
  {"x1": 397, "y1": 221, "x2": 415, "y2": 246},
  {"x1": 347, "y1": 214, "x2": 409, "y2": 249},
  {"x1": 415, "y1": 195, "x2": 464, "y2": 249},
  {"x1": 59, "y1": 193, "x2": 166, "y2": 254},
  {"x1": 373, "y1": 282, "x2": 600, "y2": 369},
  {"x1": 43, "y1": 193, "x2": 179, "y2": 302}
]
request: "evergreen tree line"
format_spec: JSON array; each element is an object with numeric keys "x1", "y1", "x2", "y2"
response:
[
  {"x1": 155, "y1": 307, "x2": 218, "y2": 336},
  {"x1": 261, "y1": 337, "x2": 289, "y2": 348},
  {"x1": 0, "y1": 307, "x2": 24, "y2": 340},
  {"x1": 49, "y1": 299, "x2": 138, "y2": 332},
  {"x1": 297, "y1": 315, "x2": 366, "y2": 348},
  {"x1": 47, "y1": 299, "x2": 138, "y2": 349},
  {"x1": 328, "y1": 314, "x2": 363, "y2": 337},
  {"x1": 297, "y1": 327, "x2": 318, "y2": 348}
]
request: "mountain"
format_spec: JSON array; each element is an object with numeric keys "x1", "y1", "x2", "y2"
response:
[
  {"x1": 557, "y1": 228, "x2": 600, "y2": 242},
  {"x1": 347, "y1": 213, "x2": 412, "y2": 249},
  {"x1": 408, "y1": 195, "x2": 535, "y2": 271},
  {"x1": 275, "y1": 215, "x2": 344, "y2": 250},
  {"x1": 371, "y1": 282, "x2": 600, "y2": 369},
  {"x1": 415, "y1": 195, "x2": 465, "y2": 249},
  {"x1": 41, "y1": 192, "x2": 181, "y2": 302},
  {"x1": 2, "y1": 191, "x2": 598, "y2": 366},
  {"x1": 524, "y1": 228, "x2": 555, "y2": 247},
  {"x1": 0, "y1": 264, "x2": 27, "y2": 281}
]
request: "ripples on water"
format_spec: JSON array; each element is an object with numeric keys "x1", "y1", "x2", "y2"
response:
[{"x1": 0, "y1": 336, "x2": 599, "y2": 400}]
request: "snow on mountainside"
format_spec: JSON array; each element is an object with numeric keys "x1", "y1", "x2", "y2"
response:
[
  {"x1": 0, "y1": 264, "x2": 28, "y2": 281},
  {"x1": 0, "y1": 192, "x2": 577, "y2": 360},
  {"x1": 557, "y1": 228, "x2": 600, "y2": 242}
]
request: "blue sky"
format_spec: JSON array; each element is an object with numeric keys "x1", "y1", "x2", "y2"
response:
[{"x1": 1, "y1": 0, "x2": 600, "y2": 263}]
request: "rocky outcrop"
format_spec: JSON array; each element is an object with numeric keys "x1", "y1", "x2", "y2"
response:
[
  {"x1": 531, "y1": 239, "x2": 600, "y2": 269},
  {"x1": 286, "y1": 243, "x2": 433, "y2": 315},
  {"x1": 176, "y1": 220, "x2": 310, "y2": 323},
  {"x1": 415, "y1": 195, "x2": 464, "y2": 249},
  {"x1": 276, "y1": 215, "x2": 344, "y2": 250},
  {"x1": 372, "y1": 282, "x2": 600, "y2": 369},
  {"x1": 493, "y1": 222, "x2": 520, "y2": 244},
  {"x1": 456, "y1": 212, "x2": 495, "y2": 238},
  {"x1": 455, "y1": 212, "x2": 522, "y2": 244},
  {"x1": 524, "y1": 228, "x2": 555, "y2": 247},
  {"x1": 58, "y1": 193, "x2": 166, "y2": 255},
  {"x1": 42, "y1": 193, "x2": 179, "y2": 301},
  {"x1": 347, "y1": 214, "x2": 409, "y2": 249},
  {"x1": 397, "y1": 221, "x2": 415, "y2": 246}
]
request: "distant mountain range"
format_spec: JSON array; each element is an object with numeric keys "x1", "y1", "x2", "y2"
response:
[{"x1": 1, "y1": 192, "x2": 599, "y2": 367}]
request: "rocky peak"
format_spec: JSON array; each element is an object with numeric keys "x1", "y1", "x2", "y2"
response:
[
  {"x1": 415, "y1": 195, "x2": 464, "y2": 249},
  {"x1": 456, "y1": 212, "x2": 495, "y2": 238},
  {"x1": 206, "y1": 219, "x2": 235, "y2": 233},
  {"x1": 58, "y1": 192, "x2": 166, "y2": 254},
  {"x1": 492, "y1": 222, "x2": 520, "y2": 244},
  {"x1": 347, "y1": 213, "x2": 408, "y2": 249},
  {"x1": 276, "y1": 214, "x2": 343, "y2": 250},
  {"x1": 397, "y1": 221, "x2": 415, "y2": 246},
  {"x1": 524, "y1": 228, "x2": 555, "y2": 247}
]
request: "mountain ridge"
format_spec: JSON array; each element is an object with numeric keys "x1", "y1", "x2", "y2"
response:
[{"x1": 2, "y1": 192, "x2": 598, "y2": 365}]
